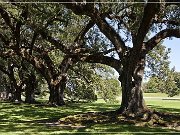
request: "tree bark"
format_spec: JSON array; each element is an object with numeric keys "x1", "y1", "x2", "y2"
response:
[
  {"x1": 25, "y1": 73, "x2": 36, "y2": 104},
  {"x1": 117, "y1": 55, "x2": 147, "y2": 115},
  {"x1": 13, "y1": 88, "x2": 22, "y2": 102},
  {"x1": 48, "y1": 78, "x2": 66, "y2": 106},
  {"x1": 8, "y1": 64, "x2": 22, "y2": 102}
]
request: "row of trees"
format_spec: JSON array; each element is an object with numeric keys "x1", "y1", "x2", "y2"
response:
[
  {"x1": 0, "y1": 0, "x2": 180, "y2": 115},
  {"x1": 0, "y1": 2, "x2": 121, "y2": 104}
]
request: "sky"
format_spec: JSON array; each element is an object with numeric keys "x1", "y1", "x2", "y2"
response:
[{"x1": 163, "y1": 38, "x2": 180, "y2": 72}]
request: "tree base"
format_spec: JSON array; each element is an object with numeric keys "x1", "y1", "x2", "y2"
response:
[
  {"x1": 58, "y1": 110, "x2": 180, "y2": 130},
  {"x1": 47, "y1": 101, "x2": 66, "y2": 107},
  {"x1": 115, "y1": 106, "x2": 149, "y2": 117}
]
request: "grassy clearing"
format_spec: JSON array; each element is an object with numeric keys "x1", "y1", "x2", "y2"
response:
[{"x1": 0, "y1": 93, "x2": 180, "y2": 135}]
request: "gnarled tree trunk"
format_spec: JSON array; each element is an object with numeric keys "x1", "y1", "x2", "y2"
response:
[
  {"x1": 48, "y1": 75, "x2": 67, "y2": 106},
  {"x1": 25, "y1": 73, "x2": 36, "y2": 104},
  {"x1": 8, "y1": 64, "x2": 22, "y2": 102},
  {"x1": 117, "y1": 55, "x2": 147, "y2": 115}
]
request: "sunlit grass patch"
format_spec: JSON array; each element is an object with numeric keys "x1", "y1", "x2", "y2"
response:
[{"x1": 0, "y1": 94, "x2": 180, "y2": 135}]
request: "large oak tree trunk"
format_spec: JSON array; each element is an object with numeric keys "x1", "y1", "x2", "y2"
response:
[
  {"x1": 13, "y1": 88, "x2": 22, "y2": 102},
  {"x1": 25, "y1": 74, "x2": 36, "y2": 104},
  {"x1": 8, "y1": 67, "x2": 22, "y2": 102},
  {"x1": 117, "y1": 56, "x2": 147, "y2": 115},
  {"x1": 48, "y1": 75, "x2": 67, "y2": 106},
  {"x1": 47, "y1": 57, "x2": 73, "y2": 106}
]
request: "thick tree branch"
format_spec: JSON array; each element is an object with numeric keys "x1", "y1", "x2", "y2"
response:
[
  {"x1": 29, "y1": 32, "x2": 38, "y2": 55},
  {"x1": 60, "y1": 0, "x2": 95, "y2": 16},
  {"x1": 39, "y1": 29, "x2": 70, "y2": 53},
  {"x1": 134, "y1": 0, "x2": 160, "y2": 50},
  {"x1": 14, "y1": 5, "x2": 28, "y2": 48},
  {"x1": 145, "y1": 29, "x2": 180, "y2": 53},
  {"x1": 69, "y1": 54, "x2": 121, "y2": 73},
  {"x1": 0, "y1": 33, "x2": 10, "y2": 45},
  {"x1": 74, "y1": 20, "x2": 95, "y2": 43},
  {"x1": 0, "y1": 50, "x2": 15, "y2": 58},
  {"x1": 60, "y1": 1, "x2": 126, "y2": 58},
  {"x1": 91, "y1": 13, "x2": 126, "y2": 58},
  {"x1": 21, "y1": 38, "x2": 58, "y2": 78},
  {"x1": 152, "y1": 19, "x2": 180, "y2": 26}
]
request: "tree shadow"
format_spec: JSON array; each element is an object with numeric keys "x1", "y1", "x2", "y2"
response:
[{"x1": 0, "y1": 102, "x2": 179, "y2": 134}]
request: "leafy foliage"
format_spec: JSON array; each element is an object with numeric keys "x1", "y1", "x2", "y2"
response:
[
  {"x1": 96, "y1": 78, "x2": 121, "y2": 103},
  {"x1": 145, "y1": 43, "x2": 171, "y2": 79},
  {"x1": 144, "y1": 70, "x2": 180, "y2": 97},
  {"x1": 65, "y1": 63, "x2": 120, "y2": 103}
]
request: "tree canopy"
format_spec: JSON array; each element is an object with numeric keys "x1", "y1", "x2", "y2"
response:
[{"x1": 0, "y1": 0, "x2": 179, "y2": 114}]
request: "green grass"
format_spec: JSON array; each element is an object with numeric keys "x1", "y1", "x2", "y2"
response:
[
  {"x1": 146, "y1": 100, "x2": 180, "y2": 113},
  {"x1": 0, "y1": 93, "x2": 180, "y2": 135},
  {"x1": 143, "y1": 92, "x2": 180, "y2": 97}
]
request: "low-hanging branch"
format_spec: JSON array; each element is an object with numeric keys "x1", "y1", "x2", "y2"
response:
[{"x1": 68, "y1": 53, "x2": 121, "y2": 73}]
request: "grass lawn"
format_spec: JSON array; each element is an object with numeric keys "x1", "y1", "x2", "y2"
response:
[
  {"x1": 0, "y1": 93, "x2": 180, "y2": 135},
  {"x1": 143, "y1": 92, "x2": 180, "y2": 98}
]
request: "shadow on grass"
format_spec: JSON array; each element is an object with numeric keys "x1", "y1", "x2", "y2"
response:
[
  {"x1": 77, "y1": 123, "x2": 179, "y2": 134},
  {"x1": 0, "y1": 102, "x2": 179, "y2": 134},
  {"x1": 148, "y1": 104, "x2": 180, "y2": 114}
]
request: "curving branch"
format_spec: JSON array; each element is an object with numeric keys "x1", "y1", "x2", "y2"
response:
[
  {"x1": 69, "y1": 54, "x2": 121, "y2": 73},
  {"x1": 145, "y1": 28, "x2": 180, "y2": 53},
  {"x1": 14, "y1": 5, "x2": 28, "y2": 48},
  {"x1": 60, "y1": 0, "x2": 95, "y2": 16},
  {"x1": 91, "y1": 13, "x2": 126, "y2": 58},
  {"x1": 0, "y1": 33, "x2": 10, "y2": 45},
  {"x1": 39, "y1": 29, "x2": 70, "y2": 53}
]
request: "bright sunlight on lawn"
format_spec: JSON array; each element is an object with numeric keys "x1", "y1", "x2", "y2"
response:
[{"x1": 0, "y1": 93, "x2": 180, "y2": 135}]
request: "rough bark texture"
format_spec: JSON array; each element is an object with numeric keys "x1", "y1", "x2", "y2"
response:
[
  {"x1": 117, "y1": 51, "x2": 147, "y2": 115},
  {"x1": 48, "y1": 83, "x2": 63, "y2": 106},
  {"x1": 8, "y1": 64, "x2": 22, "y2": 102},
  {"x1": 25, "y1": 73, "x2": 36, "y2": 104},
  {"x1": 47, "y1": 57, "x2": 73, "y2": 106}
]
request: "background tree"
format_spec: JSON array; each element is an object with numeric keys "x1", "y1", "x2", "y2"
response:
[
  {"x1": 0, "y1": 3, "x2": 120, "y2": 105},
  {"x1": 145, "y1": 43, "x2": 171, "y2": 79}
]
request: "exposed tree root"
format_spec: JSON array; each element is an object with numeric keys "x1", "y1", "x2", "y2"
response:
[{"x1": 58, "y1": 110, "x2": 180, "y2": 130}]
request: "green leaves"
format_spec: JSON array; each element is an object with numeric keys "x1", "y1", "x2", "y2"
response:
[
  {"x1": 96, "y1": 78, "x2": 121, "y2": 103},
  {"x1": 144, "y1": 70, "x2": 180, "y2": 97}
]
